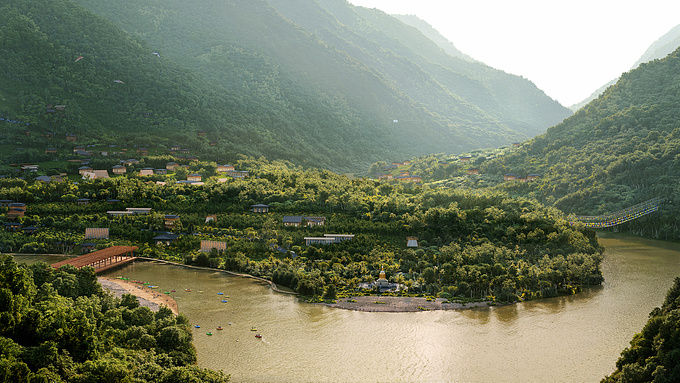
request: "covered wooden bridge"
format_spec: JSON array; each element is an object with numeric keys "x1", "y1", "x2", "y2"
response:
[{"x1": 51, "y1": 246, "x2": 138, "y2": 273}]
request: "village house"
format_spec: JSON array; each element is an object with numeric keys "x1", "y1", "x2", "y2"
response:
[
  {"x1": 225, "y1": 170, "x2": 249, "y2": 178},
  {"x1": 139, "y1": 168, "x2": 154, "y2": 176},
  {"x1": 197, "y1": 130, "x2": 206, "y2": 137},
  {"x1": 164, "y1": 214, "x2": 180, "y2": 229},
  {"x1": 76, "y1": 198, "x2": 91, "y2": 205},
  {"x1": 45, "y1": 132, "x2": 55, "y2": 139},
  {"x1": 82, "y1": 170, "x2": 109, "y2": 180},
  {"x1": 512, "y1": 142, "x2": 522, "y2": 148},
  {"x1": 209, "y1": 141, "x2": 218, "y2": 147},
  {"x1": 187, "y1": 174, "x2": 202, "y2": 182},
  {"x1": 21, "y1": 164, "x2": 39, "y2": 172},
  {"x1": 304, "y1": 234, "x2": 354, "y2": 246},
  {"x1": 305, "y1": 216, "x2": 326, "y2": 227},
  {"x1": 166, "y1": 162, "x2": 179, "y2": 171},
  {"x1": 136, "y1": 148, "x2": 149, "y2": 156},
  {"x1": 396, "y1": 174, "x2": 422, "y2": 183},
  {"x1": 78, "y1": 166, "x2": 94, "y2": 175},
  {"x1": 66, "y1": 133, "x2": 77, "y2": 142},
  {"x1": 108, "y1": 210, "x2": 135, "y2": 216},
  {"x1": 155, "y1": 169, "x2": 168, "y2": 175},
  {"x1": 200, "y1": 240, "x2": 227, "y2": 253},
  {"x1": 122, "y1": 159, "x2": 139, "y2": 166},
  {"x1": 75, "y1": 149, "x2": 93, "y2": 156},
  {"x1": 205, "y1": 214, "x2": 217, "y2": 223},
  {"x1": 7, "y1": 202, "x2": 26, "y2": 220},
  {"x1": 407, "y1": 236, "x2": 419, "y2": 247},
  {"x1": 125, "y1": 207, "x2": 152, "y2": 214},
  {"x1": 153, "y1": 234, "x2": 179, "y2": 246},
  {"x1": 176, "y1": 180, "x2": 204, "y2": 186},
  {"x1": 467, "y1": 168, "x2": 480, "y2": 175},
  {"x1": 112, "y1": 165, "x2": 127, "y2": 175},
  {"x1": 216, "y1": 164, "x2": 235, "y2": 172},
  {"x1": 22, "y1": 226, "x2": 38, "y2": 235},
  {"x1": 4, "y1": 223, "x2": 21, "y2": 232},
  {"x1": 459, "y1": 156, "x2": 472, "y2": 162},
  {"x1": 282, "y1": 216, "x2": 304, "y2": 227},
  {"x1": 377, "y1": 173, "x2": 394, "y2": 181},
  {"x1": 45, "y1": 148, "x2": 57, "y2": 155},
  {"x1": 35, "y1": 176, "x2": 52, "y2": 182},
  {"x1": 251, "y1": 204, "x2": 270, "y2": 213},
  {"x1": 527, "y1": 174, "x2": 541, "y2": 181},
  {"x1": 503, "y1": 173, "x2": 518, "y2": 181}
]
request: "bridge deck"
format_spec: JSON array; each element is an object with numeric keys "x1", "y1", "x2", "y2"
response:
[
  {"x1": 51, "y1": 245, "x2": 138, "y2": 273},
  {"x1": 567, "y1": 197, "x2": 666, "y2": 228}
]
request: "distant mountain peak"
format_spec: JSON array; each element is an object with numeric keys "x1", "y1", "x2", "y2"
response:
[{"x1": 391, "y1": 14, "x2": 476, "y2": 62}]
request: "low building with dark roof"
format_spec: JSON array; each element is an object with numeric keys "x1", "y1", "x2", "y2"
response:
[{"x1": 153, "y1": 234, "x2": 180, "y2": 246}]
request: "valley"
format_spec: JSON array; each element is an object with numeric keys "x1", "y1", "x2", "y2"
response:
[{"x1": 1, "y1": 0, "x2": 680, "y2": 382}]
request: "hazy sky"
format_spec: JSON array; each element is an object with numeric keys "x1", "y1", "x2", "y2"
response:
[{"x1": 347, "y1": 0, "x2": 680, "y2": 106}]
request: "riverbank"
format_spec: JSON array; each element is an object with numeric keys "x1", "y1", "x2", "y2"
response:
[
  {"x1": 98, "y1": 276, "x2": 179, "y2": 315},
  {"x1": 323, "y1": 295, "x2": 492, "y2": 312}
]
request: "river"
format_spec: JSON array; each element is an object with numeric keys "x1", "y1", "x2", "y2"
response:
[{"x1": 14, "y1": 233, "x2": 680, "y2": 382}]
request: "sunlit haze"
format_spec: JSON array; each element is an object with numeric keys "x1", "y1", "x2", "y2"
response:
[{"x1": 347, "y1": 0, "x2": 680, "y2": 106}]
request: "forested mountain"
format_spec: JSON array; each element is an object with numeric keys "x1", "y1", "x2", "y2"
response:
[
  {"x1": 1, "y1": 0, "x2": 569, "y2": 171},
  {"x1": 570, "y1": 23, "x2": 680, "y2": 111},
  {"x1": 481, "y1": 46, "x2": 680, "y2": 240}
]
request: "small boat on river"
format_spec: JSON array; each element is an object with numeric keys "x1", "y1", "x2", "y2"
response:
[
  {"x1": 206, "y1": 332, "x2": 213, "y2": 336},
  {"x1": 185, "y1": 289, "x2": 191, "y2": 292},
  {"x1": 250, "y1": 327, "x2": 257, "y2": 331},
  {"x1": 255, "y1": 334, "x2": 262, "y2": 338},
  {"x1": 217, "y1": 326, "x2": 223, "y2": 330},
  {"x1": 195, "y1": 325, "x2": 201, "y2": 328}
]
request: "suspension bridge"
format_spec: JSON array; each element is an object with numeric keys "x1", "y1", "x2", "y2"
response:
[{"x1": 566, "y1": 197, "x2": 667, "y2": 228}]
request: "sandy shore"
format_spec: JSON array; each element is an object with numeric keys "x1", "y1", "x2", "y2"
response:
[
  {"x1": 98, "y1": 277, "x2": 179, "y2": 315},
  {"x1": 323, "y1": 295, "x2": 492, "y2": 312}
]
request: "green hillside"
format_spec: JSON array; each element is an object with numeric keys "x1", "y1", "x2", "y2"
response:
[
  {"x1": 67, "y1": 0, "x2": 569, "y2": 164},
  {"x1": 1, "y1": 0, "x2": 571, "y2": 171},
  {"x1": 479, "y1": 47, "x2": 680, "y2": 240}
]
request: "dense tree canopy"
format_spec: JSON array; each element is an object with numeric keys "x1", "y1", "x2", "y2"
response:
[
  {"x1": 0, "y1": 254, "x2": 229, "y2": 382},
  {"x1": 2, "y1": 156, "x2": 603, "y2": 303}
]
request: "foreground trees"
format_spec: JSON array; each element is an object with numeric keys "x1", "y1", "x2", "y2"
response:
[{"x1": 0, "y1": 254, "x2": 229, "y2": 382}]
